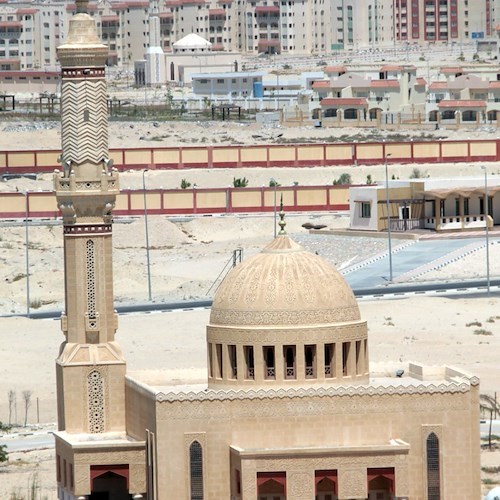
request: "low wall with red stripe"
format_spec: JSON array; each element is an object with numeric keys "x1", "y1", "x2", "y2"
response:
[
  {"x1": 0, "y1": 185, "x2": 352, "y2": 219},
  {"x1": 0, "y1": 139, "x2": 498, "y2": 174}
]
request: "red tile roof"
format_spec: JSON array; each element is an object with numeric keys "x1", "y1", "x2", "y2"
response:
[
  {"x1": 208, "y1": 8, "x2": 225, "y2": 15},
  {"x1": 0, "y1": 21, "x2": 22, "y2": 28},
  {"x1": 16, "y1": 8, "x2": 38, "y2": 14},
  {"x1": 255, "y1": 5, "x2": 279, "y2": 13},
  {"x1": 324, "y1": 65, "x2": 346, "y2": 73},
  {"x1": 312, "y1": 81, "x2": 330, "y2": 89},
  {"x1": 441, "y1": 67, "x2": 463, "y2": 73},
  {"x1": 489, "y1": 82, "x2": 500, "y2": 89},
  {"x1": 415, "y1": 78, "x2": 427, "y2": 86},
  {"x1": 320, "y1": 98, "x2": 368, "y2": 107},
  {"x1": 437, "y1": 100, "x2": 486, "y2": 108},
  {"x1": 371, "y1": 80, "x2": 399, "y2": 88},
  {"x1": 429, "y1": 82, "x2": 448, "y2": 90}
]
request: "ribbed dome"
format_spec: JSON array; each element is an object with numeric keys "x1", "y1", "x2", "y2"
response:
[{"x1": 210, "y1": 235, "x2": 360, "y2": 327}]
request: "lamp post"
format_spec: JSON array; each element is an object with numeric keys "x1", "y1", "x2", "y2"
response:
[
  {"x1": 384, "y1": 152, "x2": 393, "y2": 282},
  {"x1": 270, "y1": 178, "x2": 277, "y2": 238},
  {"x1": 482, "y1": 166, "x2": 490, "y2": 295},
  {"x1": 142, "y1": 169, "x2": 152, "y2": 302},
  {"x1": 23, "y1": 191, "x2": 30, "y2": 317}
]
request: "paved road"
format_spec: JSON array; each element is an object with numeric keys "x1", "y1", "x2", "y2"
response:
[
  {"x1": 0, "y1": 431, "x2": 54, "y2": 452},
  {"x1": 344, "y1": 238, "x2": 488, "y2": 289}
]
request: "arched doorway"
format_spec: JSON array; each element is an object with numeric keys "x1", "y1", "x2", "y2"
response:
[
  {"x1": 343, "y1": 108, "x2": 357, "y2": 120},
  {"x1": 369, "y1": 108, "x2": 382, "y2": 120},
  {"x1": 315, "y1": 469, "x2": 338, "y2": 500},
  {"x1": 487, "y1": 110, "x2": 498, "y2": 122},
  {"x1": 90, "y1": 472, "x2": 130, "y2": 500},
  {"x1": 462, "y1": 110, "x2": 477, "y2": 122},
  {"x1": 324, "y1": 108, "x2": 337, "y2": 118},
  {"x1": 367, "y1": 468, "x2": 394, "y2": 500},
  {"x1": 90, "y1": 465, "x2": 131, "y2": 500},
  {"x1": 257, "y1": 472, "x2": 286, "y2": 500},
  {"x1": 429, "y1": 110, "x2": 438, "y2": 122},
  {"x1": 312, "y1": 108, "x2": 321, "y2": 119}
]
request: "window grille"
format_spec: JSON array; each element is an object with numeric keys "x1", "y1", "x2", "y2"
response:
[
  {"x1": 190, "y1": 441, "x2": 204, "y2": 500},
  {"x1": 426, "y1": 432, "x2": 440, "y2": 500}
]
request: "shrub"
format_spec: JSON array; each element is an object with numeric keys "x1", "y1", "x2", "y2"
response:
[
  {"x1": 180, "y1": 179, "x2": 191, "y2": 189},
  {"x1": 233, "y1": 177, "x2": 249, "y2": 188},
  {"x1": 333, "y1": 173, "x2": 352, "y2": 185}
]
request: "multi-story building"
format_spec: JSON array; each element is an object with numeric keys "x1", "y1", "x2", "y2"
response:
[{"x1": 0, "y1": 0, "x2": 498, "y2": 70}]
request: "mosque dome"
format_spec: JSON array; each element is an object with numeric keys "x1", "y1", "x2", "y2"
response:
[
  {"x1": 210, "y1": 235, "x2": 360, "y2": 327},
  {"x1": 207, "y1": 232, "x2": 369, "y2": 389}
]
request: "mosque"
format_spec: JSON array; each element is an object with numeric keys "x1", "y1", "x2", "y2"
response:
[{"x1": 52, "y1": 2, "x2": 481, "y2": 499}]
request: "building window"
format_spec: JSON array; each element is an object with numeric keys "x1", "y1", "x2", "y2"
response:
[
  {"x1": 189, "y1": 441, "x2": 204, "y2": 500},
  {"x1": 361, "y1": 202, "x2": 371, "y2": 218},
  {"x1": 263, "y1": 346, "x2": 275, "y2": 379},
  {"x1": 342, "y1": 342, "x2": 350, "y2": 376},
  {"x1": 215, "y1": 343, "x2": 223, "y2": 378},
  {"x1": 464, "y1": 198, "x2": 469, "y2": 216},
  {"x1": 244, "y1": 346, "x2": 254, "y2": 379},
  {"x1": 283, "y1": 345, "x2": 296, "y2": 379},
  {"x1": 426, "y1": 433, "x2": 441, "y2": 499},
  {"x1": 324, "y1": 343, "x2": 334, "y2": 377},
  {"x1": 208, "y1": 343, "x2": 213, "y2": 378},
  {"x1": 228, "y1": 344, "x2": 237, "y2": 379},
  {"x1": 355, "y1": 340, "x2": 362, "y2": 374},
  {"x1": 305, "y1": 345, "x2": 316, "y2": 378}
]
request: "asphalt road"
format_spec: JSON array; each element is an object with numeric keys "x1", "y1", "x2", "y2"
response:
[
  {"x1": 344, "y1": 238, "x2": 487, "y2": 289},
  {"x1": 0, "y1": 431, "x2": 54, "y2": 452}
]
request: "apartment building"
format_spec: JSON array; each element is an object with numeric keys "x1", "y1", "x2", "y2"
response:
[{"x1": 0, "y1": 0, "x2": 497, "y2": 71}]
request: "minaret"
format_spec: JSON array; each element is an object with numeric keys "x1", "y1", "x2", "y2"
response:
[
  {"x1": 145, "y1": 0, "x2": 165, "y2": 86},
  {"x1": 54, "y1": 0, "x2": 125, "y2": 434},
  {"x1": 53, "y1": 4, "x2": 145, "y2": 499}
]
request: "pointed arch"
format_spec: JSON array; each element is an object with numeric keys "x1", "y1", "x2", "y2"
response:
[
  {"x1": 189, "y1": 440, "x2": 204, "y2": 500},
  {"x1": 426, "y1": 432, "x2": 441, "y2": 500}
]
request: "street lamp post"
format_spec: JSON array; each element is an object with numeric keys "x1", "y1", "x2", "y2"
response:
[
  {"x1": 482, "y1": 166, "x2": 490, "y2": 295},
  {"x1": 23, "y1": 191, "x2": 30, "y2": 317},
  {"x1": 142, "y1": 169, "x2": 152, "y2": 301},
  {"x1": 384, "y1": 153, "x2": 393, "y2": 282}
]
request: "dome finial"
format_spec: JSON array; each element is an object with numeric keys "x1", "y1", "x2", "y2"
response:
[{"x1": 278, "y1": 194, "x2": 286, "y2": 235}]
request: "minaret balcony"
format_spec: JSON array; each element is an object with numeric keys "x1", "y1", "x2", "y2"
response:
[{"x1": 54, "y1": 169, "x2": 119, "y2": 195}]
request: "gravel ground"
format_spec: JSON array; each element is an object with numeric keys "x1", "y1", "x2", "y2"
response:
[{"x1": 292, "y1": 233, "x2": 390, "y2": 270}]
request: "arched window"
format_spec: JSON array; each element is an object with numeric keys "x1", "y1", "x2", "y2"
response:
[
  {"x1": 189, "y1": 441, "x2": 203, "y2": 500},
  {"x1": 426, "y1": 432, "x2": 440, "y2": 500}
]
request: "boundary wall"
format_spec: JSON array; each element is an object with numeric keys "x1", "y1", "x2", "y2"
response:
[
  {"x1": 0, "y1": 185, "x2": 351, "y2": 219},
  {"x1": 0, "y1": 139, "x2": 498, "y2": 174}
]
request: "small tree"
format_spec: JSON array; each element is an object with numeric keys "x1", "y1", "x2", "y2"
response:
[
  {"x1": 366, "y1": 174, "x2": 373, "y2": 185},
  {"x1": 0, "y1": 444, "x2": 8, "y2": 463},
  {"x1": 22, "y1": 390, "x2": 32, "y2": 427},
  {"x1": 8, "y1": 390, "x2": 15, "y2": 425},
  {"x1": 480, "y1": 394, "x2": 500, "y2": 450},
  {"x1": 269, "y1": 179, "x2": 280, "y2": 187},
  {"x1": 409, "y1": 167, "x2": 424, "y2": 179},
  {"x1": 233, "y1": 177, "x2": 249, "y2": 188},
  {"x1": 333, "y1": 173, "x2": 352, "y2": 185},
  {"x1": 180, "y1": 179, "x2": 191, "y2": 189}
]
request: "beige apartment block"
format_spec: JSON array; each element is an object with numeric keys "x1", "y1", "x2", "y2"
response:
[{"x1": 1, "y1": 0, "x2": 498, "y2": 72}]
